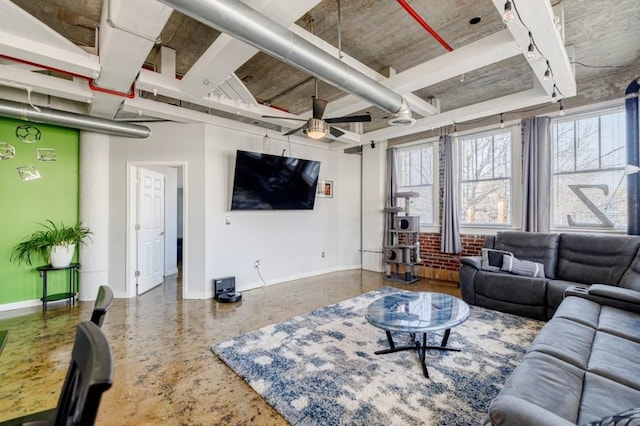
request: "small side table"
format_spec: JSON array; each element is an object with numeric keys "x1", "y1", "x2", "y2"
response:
[{"x1": 36, "y1": 263, "x2": 80, "y2": 311}]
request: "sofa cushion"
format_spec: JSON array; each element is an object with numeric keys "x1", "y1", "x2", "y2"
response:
[
  {"x1": 589, "y1": 331, "x2": 640, "y2": 390},
  {"x1": 494, "y1": 231, "x2": 560, "y2": 279},
  {"x1": 496, "y1": 351, "x2": 583, "y2": 423},
  {"x1": 598, "y1": 306, "x2": 640, "y2": 344},
  {"x1": 616, "y1": 248, "x2": 640, "y2": 291},
  {"x1": 502, "y1": 255, "x2": 545, "y2": 278},
  {"x1": 581, "y1": 407, "x2": 640, "y2": 426},
  {"x1": 553, "y1": 296, "x2": 601, "y2": 329},
  {"x1": 475, "y1": 271, "x2": 546, "y2": 305},
  {"x1": 529, "y1": 318, "x2": 595, "y2": 369},
  {"x1": 556, "y1": 234, "x2": 640, "y2": 285},
  {"x1": 577, "y1": 373, "x2": 640, "y2": 425}
]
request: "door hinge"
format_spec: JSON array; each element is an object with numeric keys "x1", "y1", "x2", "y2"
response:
[
  {"x1": 135, "y1": 224, "x2": 140, "y2": 231},
  {"x1": 135, "y1": 270, "x2": 140, "y2": 278}
]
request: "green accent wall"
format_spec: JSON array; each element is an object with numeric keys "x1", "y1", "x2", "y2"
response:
[{"x1": 0, "y1": 117, "x2": 79, "y2": 305}]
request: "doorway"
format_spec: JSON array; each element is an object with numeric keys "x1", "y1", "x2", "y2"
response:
[{"x1": 127, "y1": 162, "x2": 187, "y2": 298}]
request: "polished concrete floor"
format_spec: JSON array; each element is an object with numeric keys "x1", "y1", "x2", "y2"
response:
[{"x1": 0, "y1": 270, "x2": 460, "y2": 425}]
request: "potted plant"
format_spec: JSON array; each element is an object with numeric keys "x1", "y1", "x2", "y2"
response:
[{"x1": 11, "y1": 220, "x2": 92, "y2": 268}]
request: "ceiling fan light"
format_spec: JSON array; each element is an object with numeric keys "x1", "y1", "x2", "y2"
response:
[{"x1": 304, "y1": 118, "x2": 328, "y2": 139}]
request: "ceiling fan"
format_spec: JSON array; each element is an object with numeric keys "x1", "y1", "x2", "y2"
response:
[{"x1": 262, "y1": 97, "x2": 371, "y2": 140}]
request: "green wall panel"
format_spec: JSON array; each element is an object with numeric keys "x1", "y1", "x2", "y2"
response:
[{"x1": 0, "y1": 118, "x2": 79, "y2": 305}]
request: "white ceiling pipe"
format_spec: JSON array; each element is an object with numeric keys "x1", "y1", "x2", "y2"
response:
[
  {"x1": 158, "y1": 0, "x2": 412, "y2": 121},
  {"x1": 0, "y1": 99, "x2": 151, "y2": 138}
]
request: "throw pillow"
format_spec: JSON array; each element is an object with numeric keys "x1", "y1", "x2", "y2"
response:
[
  {"x1": 481, "y1": 248, "x2": 513, "y2": 272},
  {"x1": 581, "y1": 407, "x2": 640, "y2": 426},
  {"x1": 501, "y1": 255, "x2": 546, "y2": 278}
]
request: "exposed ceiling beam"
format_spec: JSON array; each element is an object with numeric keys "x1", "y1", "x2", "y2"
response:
[
  {"x1": 0, "y1": 64, "x2": 93, "y2": 103},
  {"x1": 178, "y1": 0, "x2": 322, "y2": 97},
  {"x1": 289, "y1": 25, "x2": 438, "y2": 118},
  {"x1": 365, "y1": 87, "x2": 550, "y2": 141},
  {"x1": 324, "y1": 30, "x2": 521, "y2": 119},
  {"x1": 490, "y1": 0, "x2": 576, "y2": 98},
  {"x1": 0, "y1": 19, "x2": 99, "y2": 79},
  {"x1": 89, "y1": 0, "x2": 172, "y2": 118},
  {"x1": 121, "y1": 96, "x2": 357, "y2": 149}
]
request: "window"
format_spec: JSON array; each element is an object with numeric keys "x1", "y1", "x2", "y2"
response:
[
  {"x1": 396, "y1": 142, "x2": 437, "y2": 225},
  {"x1": 459, "y1": 129, "x2": 513, "y2": 225},
  {"x1": 552, "y1": 107, "x2": 626, "y2": 229}
]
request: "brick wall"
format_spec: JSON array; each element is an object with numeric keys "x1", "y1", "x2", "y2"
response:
[{"x1": 415, "y1": 233, "x2": 486, "y2": 282}]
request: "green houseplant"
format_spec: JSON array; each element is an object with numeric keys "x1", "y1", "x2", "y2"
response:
[{"x1": 11, "y1": 220, "x2": 92, "y2": 267}]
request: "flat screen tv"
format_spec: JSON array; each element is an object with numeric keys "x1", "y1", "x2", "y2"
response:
[{"x1": 230, "y1": 150, "x2": 321, "y2": 210}]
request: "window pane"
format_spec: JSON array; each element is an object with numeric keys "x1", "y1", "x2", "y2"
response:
[
  {"x1": 554, "y1": 121, "x2": 575, "y2": 172},
  {"x1": 576, "y1": 117, "x2": 599, "y2": 170},
  {"x1": 460, "y1": 139, "x2": 476, "y2": 181},
  {"x1": 476, "y1": 136, "x2": 494, "y2": 180},
  {"x1": 458, "y1": 129, "x2": 512, "y2": 225},
  {"x1": 493, "y1": 133, "x2": 511, "y2": 178},
  {"x1": 397, "y1": 143, "x2": 436, "y2": 225},
  {"x1": 600, "y1": 112, "x2": 625, "y2": 169},
  {"x1": 460, "y1": 179, "x2": 510, "y2": 224}
]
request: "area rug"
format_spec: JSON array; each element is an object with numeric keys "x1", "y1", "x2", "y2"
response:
[{"x1": 211, "y1": 287, "x2": 544, "y2": 425}]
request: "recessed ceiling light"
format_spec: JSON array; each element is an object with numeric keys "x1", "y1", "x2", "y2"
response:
[{"x1": 469, "y1": 17, "x2": 481, "y2": 25}]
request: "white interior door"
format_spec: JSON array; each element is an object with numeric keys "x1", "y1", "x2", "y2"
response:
[{"x1": 137, "y1": 168, "x2": 165, "y2": 294}]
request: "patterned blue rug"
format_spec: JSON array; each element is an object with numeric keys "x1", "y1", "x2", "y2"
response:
[{"x1": 211, "y1": 287, "x2": 544, "y2": 425}]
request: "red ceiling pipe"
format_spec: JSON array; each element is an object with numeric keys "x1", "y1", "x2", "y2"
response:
[
  {"x1": 0, "y1": 53, "x2": 135, "y2": 98},
  {"x1": 396, "y1": 0, "x2": 454, "y2": 52}
]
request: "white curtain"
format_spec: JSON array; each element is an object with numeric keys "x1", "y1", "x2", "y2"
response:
[
  {"x1": 522, "y1": 117, "x2": 551, "y2": 232},
  {"x1": 441, "y1": 135, "x2": 462, "y2": 253}
]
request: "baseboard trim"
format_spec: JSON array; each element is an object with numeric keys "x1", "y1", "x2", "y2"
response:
[{"x1": 0, "y1": 299, "x2": 41, "y2": 313}]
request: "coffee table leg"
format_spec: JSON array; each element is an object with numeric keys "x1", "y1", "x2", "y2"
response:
[{"x1": 385, "y1": 330, "x2": 395, "y2": 350}]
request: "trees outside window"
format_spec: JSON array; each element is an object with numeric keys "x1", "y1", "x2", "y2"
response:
[
  {"x1": 397, "y1": 142, "x2": 437, "y2": 225},
  {"x1": 552, "y1": 107, "x2": 626, "y2": 229},
  {"x1": 459, "y1": 129, "x2": 512, "y2": 225}
]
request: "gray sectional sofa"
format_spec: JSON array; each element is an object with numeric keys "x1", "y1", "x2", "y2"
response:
[
  {"x1": 460, "y1": 231, "x2": 640, "y2": 320},
  {"x1": 459, "y1": 232, "x2": 640, "y2": 425},
  {"x1": 485, "y1": 287, "x2": 640, "y2": 425}
]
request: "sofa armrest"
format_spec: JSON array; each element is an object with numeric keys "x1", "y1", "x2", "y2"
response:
[
  {"x1": 588, "y1": 284, "x2": 640, "y2": 303},
  {"x1": 460, "y1": 256, "x2": 482, "y2": 270},
  {"x1": 487, "y1": 396, "x2": 575, "y2": 426},
  {"x1": 565, "y1": 284, "x2": 640, "y2": 314}
]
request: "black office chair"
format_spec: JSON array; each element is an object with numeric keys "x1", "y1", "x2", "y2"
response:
[
  {"x1": 1, "y1": 321, "x2": 114, "y2": 426},
  {"x1": 90, "y1": 285, "x2": 113, "y2": 328}
]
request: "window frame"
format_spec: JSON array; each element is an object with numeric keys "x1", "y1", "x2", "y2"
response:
[
  {"x1": 394, "y1": 138, "x2": 440, "y2": 231},
  {"x1": 456, "y1": 122, "x2": 522, "y2": 235},
  {"x1": 549, "y1": 103, "x2": 627, "y2": 233}
]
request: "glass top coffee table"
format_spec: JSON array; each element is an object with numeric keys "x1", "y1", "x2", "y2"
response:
[{"x1": 365, "y1": 292, "x2": 470, "y2": 378}]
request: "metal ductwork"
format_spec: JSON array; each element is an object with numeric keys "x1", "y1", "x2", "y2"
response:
[
  {"x1": 159, "y1": 0, "x2": 413, "y2": 122},
  {"x1": 0, "y1": 100, "x2": 151, "y2": 138}
]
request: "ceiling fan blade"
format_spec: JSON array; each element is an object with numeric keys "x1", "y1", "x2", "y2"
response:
[
  {"x1": 329, "y1": 126, "x2": 345, "y2": 138},
  {"x1": 283, "y1": 124, "x2": 307, "y2": 136},
  {"x1": 312, "y1": 98, "x2": 328, "y2": 119},
  {"x1": 325, "y1": 114, "x2": 372, "y2": 124},
  {"x1": 261, "y1": 115, "x2": 307, "y2": 122}
]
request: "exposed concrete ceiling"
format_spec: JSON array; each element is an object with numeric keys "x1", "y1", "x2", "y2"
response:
[{"x1": 2, "y1": 0, "x2": 639, "y2": 150}]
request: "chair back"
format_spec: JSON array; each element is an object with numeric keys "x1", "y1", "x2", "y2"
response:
[
  {"x1": 54, "y1": 321, "x2": 113, "y2": 425},
  {"x1": 90, "y1": 285, "x2": 114, "y2": 328}
]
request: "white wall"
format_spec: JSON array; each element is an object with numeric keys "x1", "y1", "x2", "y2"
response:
[
  {"x1": 109, "y1": 123, "x2": 206, "y2": 298},
  {"x1": 361, "y1": 141, "x2": 387, "y2": 272},
  {"x1": 108, "y1": 118, "x2": 362, "y2": 299},
  {"x1": 203, "y1": 124, "x2": 362, "y2": 295}
]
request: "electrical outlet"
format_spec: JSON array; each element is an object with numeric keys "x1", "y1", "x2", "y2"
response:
[
  {"x1": 254, "y1": 259, "x2": 261, "y2": 268},
  {"x1": 322, "y1": 251, "x2": 325, "y2": 258}
]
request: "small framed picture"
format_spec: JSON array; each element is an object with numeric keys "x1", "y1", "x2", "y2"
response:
[{"x1": 317, "y1": 180, "x2": 333, "y2": 198}]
